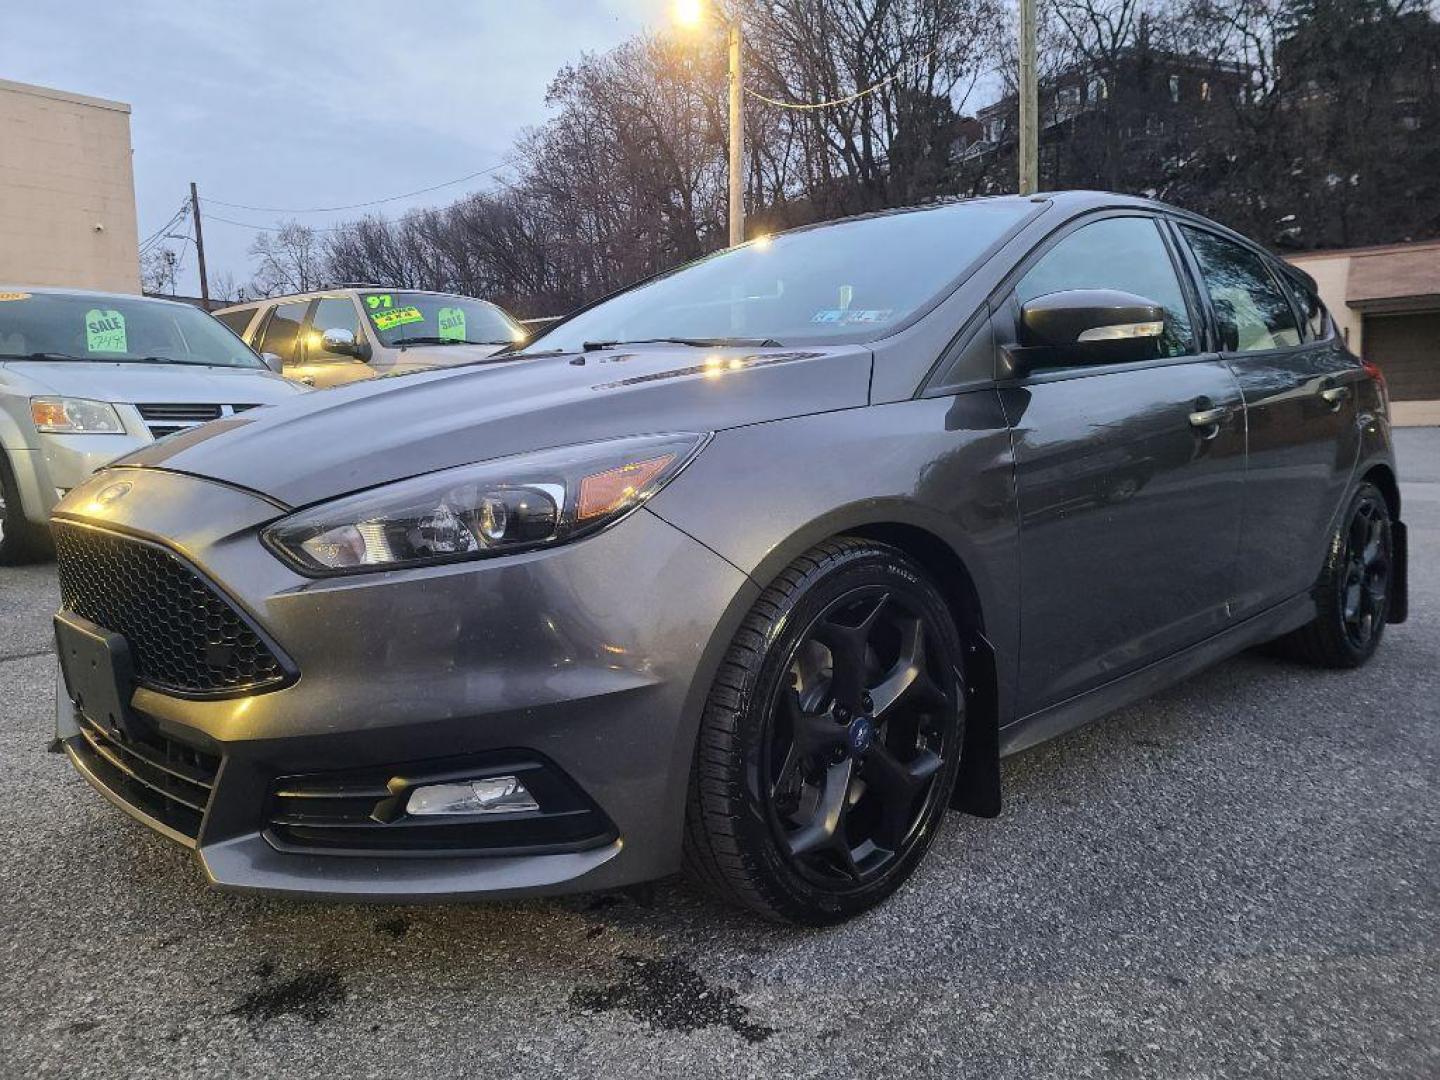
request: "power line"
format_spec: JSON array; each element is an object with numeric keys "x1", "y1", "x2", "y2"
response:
[
  {"x1": 744, "y1": 47, "x2": 939, "y2": 110},
  {"x1": 203, "y1": 214, "x2": 348, "y2": 233},
  {"x1": 200, "y1": 158, "x2": 519, "y2": 215},
  {"x1": 138, "y1": 202, "x2": 190, "y2": 254}
]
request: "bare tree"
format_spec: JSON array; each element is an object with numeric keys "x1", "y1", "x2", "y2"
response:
[
  {"x1": 248, "y1": 221, "x2": 326, "y2": 296},
  {"x1": 140, "y1": 248, "x2": 179, "y2": 295}
]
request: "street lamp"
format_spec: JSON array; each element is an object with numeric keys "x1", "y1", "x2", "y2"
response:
[{"x1": 674, "y1": 0, "x2": 744, "y2": 246}]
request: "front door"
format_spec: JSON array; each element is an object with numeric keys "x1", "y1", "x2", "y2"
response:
[
  {"x1": 290, "y1": 296, "x2": 373, "y2": 389},
  {"x1": 1176, "y1": 225, "x2": 1361, "y2": 616},
  {"x1": 1001, "y1": 214, "x2": 1247, "y2": 715}
]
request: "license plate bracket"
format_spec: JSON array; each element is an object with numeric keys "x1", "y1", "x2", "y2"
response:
[{"x1": 54, "y1": 612, "x2": 136, "y2": 736}]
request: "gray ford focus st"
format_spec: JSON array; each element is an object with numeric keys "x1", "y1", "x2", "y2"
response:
[{"x1": 52, "y1": 192, "x2": 1406, "y2": 924}]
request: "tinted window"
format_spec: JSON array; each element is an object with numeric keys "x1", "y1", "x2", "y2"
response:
[
  {"x1": 214, "y1": 308, "x2": 256, "y2": 338},
  {"x1": 257, "y1": 301, "x2": 309, "y2": 365},
  {"x1": 1182, "y1": 227, "x2": 1301, "y2": 352},
  {"x1": 529, "y1": 200, "x2": 1036, "y2": 352},
  {"x1": 0, "y1": 292, "x2": 263, "y2": 368},
  {"x1": 309, "y1": 297, "x2": 365, "y2": 361},
  {"x1": 1016, "y1": 216, "x2": 1195, "y2": 357}
]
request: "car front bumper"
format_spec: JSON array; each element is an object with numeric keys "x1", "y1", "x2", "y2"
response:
[{"x1": 52, "y1": 466, "x2": 757, "y2": 900}]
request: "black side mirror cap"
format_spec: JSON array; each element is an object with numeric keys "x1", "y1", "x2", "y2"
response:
[{"x1": 1020, "y1": 289, "x2": 1166, "y2": 347}]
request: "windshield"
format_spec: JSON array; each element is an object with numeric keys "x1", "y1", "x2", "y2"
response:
[
  {"x1": 528, "y1": 199, "x2": 1035, "y2": 353},
  {"x1": 359, "y1": 291, "x2": 524, "y2": 348},
  {"x1": 0, "y1": 291, "x2": 265, "y2": 367}
]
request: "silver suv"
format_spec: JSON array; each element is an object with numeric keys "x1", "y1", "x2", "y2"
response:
[
  {"x1": 0, "y1": 287, "x2": 304, "y2": 562},
  {"x1": 213, "y1": 288, "x2": 526, "y2": 389}
]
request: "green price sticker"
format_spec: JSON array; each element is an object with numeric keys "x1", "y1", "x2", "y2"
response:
[
  {"x1": 85, "y1": 308, "x2": 128, "y2": 353},
  {"x1": 371, "y1": 305, "x2": 424, "y2": 332},
  {"x1": 437, "y1": 306, "x2": 467, "y2": 342},
  {"x1": 365, "y1": 294, "x2": 393, "y2": 311}
]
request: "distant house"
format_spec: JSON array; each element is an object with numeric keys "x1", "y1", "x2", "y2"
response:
[{"x1": 961, "y1": 48, "x2": 1251, "y2": 162}]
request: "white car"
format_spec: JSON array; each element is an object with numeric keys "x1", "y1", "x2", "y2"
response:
[{"x1": 0, "y1": 287, "x2": 305, "y2": 562}]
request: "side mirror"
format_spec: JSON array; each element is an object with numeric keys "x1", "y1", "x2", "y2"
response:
[
  {"x1": 260, "y1": 351, "x2": 285, "y2": 373},
  {"x1": 320, "y1": 327, "x2": 362, "y2": 358},
  {"x1": 1007, "y1": 289, "x2": 1166, "y2": 376}
]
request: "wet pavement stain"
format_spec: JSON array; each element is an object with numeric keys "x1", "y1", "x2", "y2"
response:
[
  {"x1": 375, "y1": 916, "x2": 410, "y2": 939},
  {"x1": 569, "y1": 955, "x2": 774, "y2": 1044},
  {"x1": 233, "y1": 969, "x2": 346, "y2": 1024}
]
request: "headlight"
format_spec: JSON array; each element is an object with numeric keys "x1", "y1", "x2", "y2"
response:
[
  {"x1": 263, "y1": 432, "x2": 709, "y2": 575},
  {"x1": 30, "y1": 397, "x2": 125, "y2": 434}
]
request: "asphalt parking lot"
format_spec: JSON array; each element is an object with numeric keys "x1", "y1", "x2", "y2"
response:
[{"x1": 1, "y1": 429, "x2": 1435, "y2": 1080}]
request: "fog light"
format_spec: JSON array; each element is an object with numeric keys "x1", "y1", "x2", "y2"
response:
[{"x1": 405, "y1": 776, "x2": 539, "y2": 816}]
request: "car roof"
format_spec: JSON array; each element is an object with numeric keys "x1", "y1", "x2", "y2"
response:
[{"x1": 213, "y1": 287, "x2": 513, "y2": 314}]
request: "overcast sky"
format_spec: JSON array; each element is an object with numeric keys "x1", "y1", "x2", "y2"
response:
[{"x1": 8, "y1": 0, "x2": 671, "y2": 296}]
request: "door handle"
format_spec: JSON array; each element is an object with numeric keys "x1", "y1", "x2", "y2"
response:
[
  {"x1": 1320, "y1": 385, "x2": 1350, "y2": 409},
  {"x1": 1188, "y1": 406, "x2": 1228, "y2": 430}
]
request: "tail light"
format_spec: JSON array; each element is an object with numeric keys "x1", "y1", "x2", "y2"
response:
[{"x1": 1361, "y1": 358, "x2": 1390, "y2": 412}]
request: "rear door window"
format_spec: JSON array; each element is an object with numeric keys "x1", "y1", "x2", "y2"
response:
[
  {"x1": 257, "y1": 301, "x2": 310, "y2": 365},
  {"x1": 1181, "y1": 227, "x2": 1302, "y2": 352}
]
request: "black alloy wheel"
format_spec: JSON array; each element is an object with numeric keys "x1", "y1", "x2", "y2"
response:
[
  {"x1": 685, "y1": 538, "x2": 966, "y2": 924},
  {"x1": 1338, "y1": 491, "x2": 1390, "y2": 650},
  {"x1": 763, "y1": 586, "x2": 954, "y2": 886},
  {"x1": 1271, "y1": 481, "x2": 1393, "y2": 668}
]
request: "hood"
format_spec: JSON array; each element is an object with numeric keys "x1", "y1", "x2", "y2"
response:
[
  {"x1": 116, "y1": 344, "x2": 872, "y2": 507},
  {"x1": 1, "y1": 360, "x2": 303, "y2": 404},
  {"x1": 388, "y1": 343, "x2": 508, "y2": 369}
]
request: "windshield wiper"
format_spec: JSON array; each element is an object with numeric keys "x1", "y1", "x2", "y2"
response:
[
  {"x1": 0, "y1": 351, "x2": 90, "y2": 362},
  {"x1": 580, "y1": 336, "x2": 782, "y2": 351},
  {"x1": 391, "y1": 336, "x2": 512, "y2": 347},
  {"x1": 134, "y1": 355, "x2": 236, "y2": 367}
]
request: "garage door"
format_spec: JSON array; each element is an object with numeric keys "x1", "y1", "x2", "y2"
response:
[{"x1": 1363, "y1": 312, "x2": 1440, "y2": 401}]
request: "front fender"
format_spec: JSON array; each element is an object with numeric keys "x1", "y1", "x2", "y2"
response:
[{"x1": 647, "y1": 391, "x2": 1021, "y2": 722}]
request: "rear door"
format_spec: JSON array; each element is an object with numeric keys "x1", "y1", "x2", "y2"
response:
[
  {"x1": 1174, "y1": 224, "x2": 1362, "y2": 616},
  {"x1": 1000, "y1": 213, "x2": 1247, "y2": 715},
  {"x1": 254, "y1": 300, "x2": 311, "y2": 384}
]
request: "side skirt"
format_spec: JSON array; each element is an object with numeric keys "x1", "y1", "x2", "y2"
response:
[{"x1": 998, "y1": 593, "x2": 1317, "y2": 758}]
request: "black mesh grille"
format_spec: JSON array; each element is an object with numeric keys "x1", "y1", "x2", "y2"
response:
[{"x1": 53, "y1": 523, "x2": 289, "y2": 697}]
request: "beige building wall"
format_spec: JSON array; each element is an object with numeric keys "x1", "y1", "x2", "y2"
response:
[
  {"x1": 1287, "y1": 251, "x2": 1363, "y2": 353},
  {"x1": 0, "y1": 78, "x2": 140, "y2": 293}
]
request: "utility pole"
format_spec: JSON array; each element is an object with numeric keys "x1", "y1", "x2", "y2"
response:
[
  {"x1": 727, "y1": 20, "x2": 745, "y2": 246},
  {"x1": 189, "y1": 181, "x2": 210, "y2": 308},
  {"x1": 1018, "y1": 0, "x2": 1039, "y2": 195}
]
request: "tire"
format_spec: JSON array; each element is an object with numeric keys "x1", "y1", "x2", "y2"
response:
[
  {"x1": 1271, "y1": 481, "x2": 1393, "y2": 668},
  {"x1": 684, "y1": 537, "x2": 965, "y2": 925},
  {"x1": 0, "y1": 450, "x2": 52, "y2": 565}
]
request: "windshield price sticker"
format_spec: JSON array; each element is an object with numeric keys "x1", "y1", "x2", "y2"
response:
[
  {"x1": 365, "y1": 294, "x2": 394, "y2": 311},
  {"x1": 85, "y1": 309, "x2": 128, "y2": 352},
  {"x1": 437, "y1": 306, "x2": 467, "y2": 342},
  {"x1": 371, "y1": 305, "x2": 424, "y2": 331}
]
